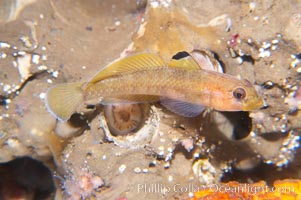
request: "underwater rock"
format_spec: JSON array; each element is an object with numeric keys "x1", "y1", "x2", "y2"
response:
[
  {"x1": 126, "y1": 0, "x2": 226, "y2": 59},
  {"x1": 285, "y1": 13, "x2": 301, "y2": 47}
]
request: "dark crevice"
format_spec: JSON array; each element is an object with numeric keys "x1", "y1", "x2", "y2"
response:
[
  {"x1": 261, "y1": 80, "x2": 286, "y2": 91},
  {"x1": 0, "y1": 157, "x2": 55, "y2": 200},
  {"x1": 222, "y1": 155, "x2": 301, "y2": 186},
  {"x1": 240, "y1": 54, "x2": 255, "y2": 64},
  {"x1": 259, "y1": 131, "x2": 289, "y2": 141},
  {"x1": 220, "y1": 111, "x2": 252, "y2": 140},
  {"x1": 211, "y1": 51, "x2": 226, "y2": 71},
  {"x1": 173, "y1": 142, "x2": 194, "y2": 159},
  {"x1": 66, "y1": 105, "x2": 103, "y2": 136},
  {"x1": 228, "y1": 48, "x2": 255, "y2": 65}
]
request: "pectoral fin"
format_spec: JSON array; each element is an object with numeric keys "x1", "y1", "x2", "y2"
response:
[{"x1": 160, "y1": 97, "x2": 205, "y2": 117}]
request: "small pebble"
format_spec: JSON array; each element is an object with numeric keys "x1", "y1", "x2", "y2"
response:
[
  {"x1": 115, "y1": 20, "x2": 121, "y2": 26},
  {"x1": 39, "y1": 93, "x2": 46, "y2": 100},
  {"x1": 0, "y1": 42, "x2": 11, "y2": 48},
  {"x1": 272, "y1": 39, "x2": 279, "y2": 44},
  {"x1": 258, "y1": 50, "x2": 271, "y2": 58},
  {"x1": 158, "y1": 146, "x2": 164, "y2": 151},
  {"x1": 118, "y1": 164, "x2": 127, "y2": 174},
  {"x1": 236, "y1": 57, "x2": 243, "y2": 64},
  {"x1": 262, "y1": 42, "x2": 271, "y2": 49},
  {"x1": 158, "y1": 151, "x2": 164, "y2": 156},
  {"x1": 41, "y1": 54, "x2": 47, "y2": 61},
  {"x1": 32, "y1": 54, "x2": 40, "y2": 64},
  {"x1": 134, "y1": 167, "x2": 141, "y2": 173},
  {"x1": 249, "y1": 2, "x2": 256, "y2": 12},
  {"x1": 12, "y1": 61, "x2": 17, "y2": 67},
  {"x1": 164, "y1": 162, "x2": 170, "y2": 169},
  {"x1": 17, "y1": 51, "x2": 26, "y2": 56},
  {"x1": 167, "y1": 147, "x2": 173, "y2": 153},
  {"x1": 149, "y1": 161, "x2": 157, "y2": 167},
  {"x1": 52, "y1": 71, "x2": 59, "y2": 78},
  {"x1": 193, "y1": 152, "x2": 200, "y2": 158},
  {"x1": 38, "y1": 65, "x2": 48, "y2": 70},
  {"x1": 0, "y1": 52, "x2": 7, "y2": 59},
  {"x1": 271, "y1": 45, "x2": 278, "y2": 51},
  {"x1": 290, "y1": 59, "x2": 300, "y2": 68}
]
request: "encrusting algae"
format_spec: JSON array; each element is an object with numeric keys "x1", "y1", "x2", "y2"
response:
[
  {"x1": 45, "y1": 52, "x2": 263, "y2": 121},
  {"x1": 188, "y1": 179, "x2": 301, "y2": 200}
]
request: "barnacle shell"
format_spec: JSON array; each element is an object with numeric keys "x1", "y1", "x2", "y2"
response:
[
  {"x1": 104, "y1": 103, "x2": 150, "y2": 136},
  {"x1": 192, "y1": 159, "x2": 220, "y2": 184},
  {"x1": 190, "y1": 49, "x2": 224, "y2": 73},
  {"x1": 100, "y1": 105, "x2": 160, "y2": 149}
]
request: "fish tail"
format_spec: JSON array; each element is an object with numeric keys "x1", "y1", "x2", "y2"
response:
[{"x1": 45, "y1": 82, "x2": 84, "y2": 121}]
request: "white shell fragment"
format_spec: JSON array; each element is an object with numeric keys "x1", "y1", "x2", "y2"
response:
[
  {"x1": 134, "y1": 167, "x2": 142, "y2": 173},
  {"x1": 192, "y1": 159, "x2": 217, "y2": 184},
  {"x1": 149, "y1": 0, "x2": 172, "y2": 8},
  {"x1": 249, "y1": 2, "x2": 256, "y2": 12},
  {"x1": 31, "y1": 54, "x2": 40, "y2": 64},
  {"x1": 17, "y1": 53, "x2": 32, "y2": 81},
  {"x1": 0, "y1": 41, "x2": 11, "y2": 48},
  {"x1": 118, "y1": 164, "x2": 127, "y2": 174}
]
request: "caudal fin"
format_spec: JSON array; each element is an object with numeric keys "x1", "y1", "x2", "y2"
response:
[{"x1": 45, "y1": 82, "x2": 84, "y2": 121}]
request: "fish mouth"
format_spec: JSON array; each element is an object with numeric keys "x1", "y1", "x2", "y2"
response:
[{"x1": 242, "y1": 98, "x2": 265, "y2": 111}]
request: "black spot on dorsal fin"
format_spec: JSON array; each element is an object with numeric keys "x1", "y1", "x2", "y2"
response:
[{"x1": 172, "y1": 51, "x2": 190, "y2": 60}]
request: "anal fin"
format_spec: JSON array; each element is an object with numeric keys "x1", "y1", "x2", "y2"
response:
[{"x1": 160, "y1": 97, "x2": 205, "y2": 117}]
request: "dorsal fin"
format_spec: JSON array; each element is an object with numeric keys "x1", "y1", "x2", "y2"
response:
[
  {"x1": 168, "y1": 52, "x2": 201, "y2": 70},
  {"x1": 86, "y1": 53, "x2": 166, "y2": 87}
]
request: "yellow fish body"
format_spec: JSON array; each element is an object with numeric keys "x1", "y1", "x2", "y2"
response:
[{"x1": 45, "y1": 53, "x2": 264, "y2": 121}]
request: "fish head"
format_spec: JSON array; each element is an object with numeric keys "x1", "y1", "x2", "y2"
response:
[
  {"x1": 211, "y1": 79, "x2": 264, "y2": 111},
  {"x1": 230, "y1": 79, "x2": 264, "y2": 111}
]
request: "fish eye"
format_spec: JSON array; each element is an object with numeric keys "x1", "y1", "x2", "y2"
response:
[{"x1": 233, "y1": 87, "x2": 246, "y2": 100}]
